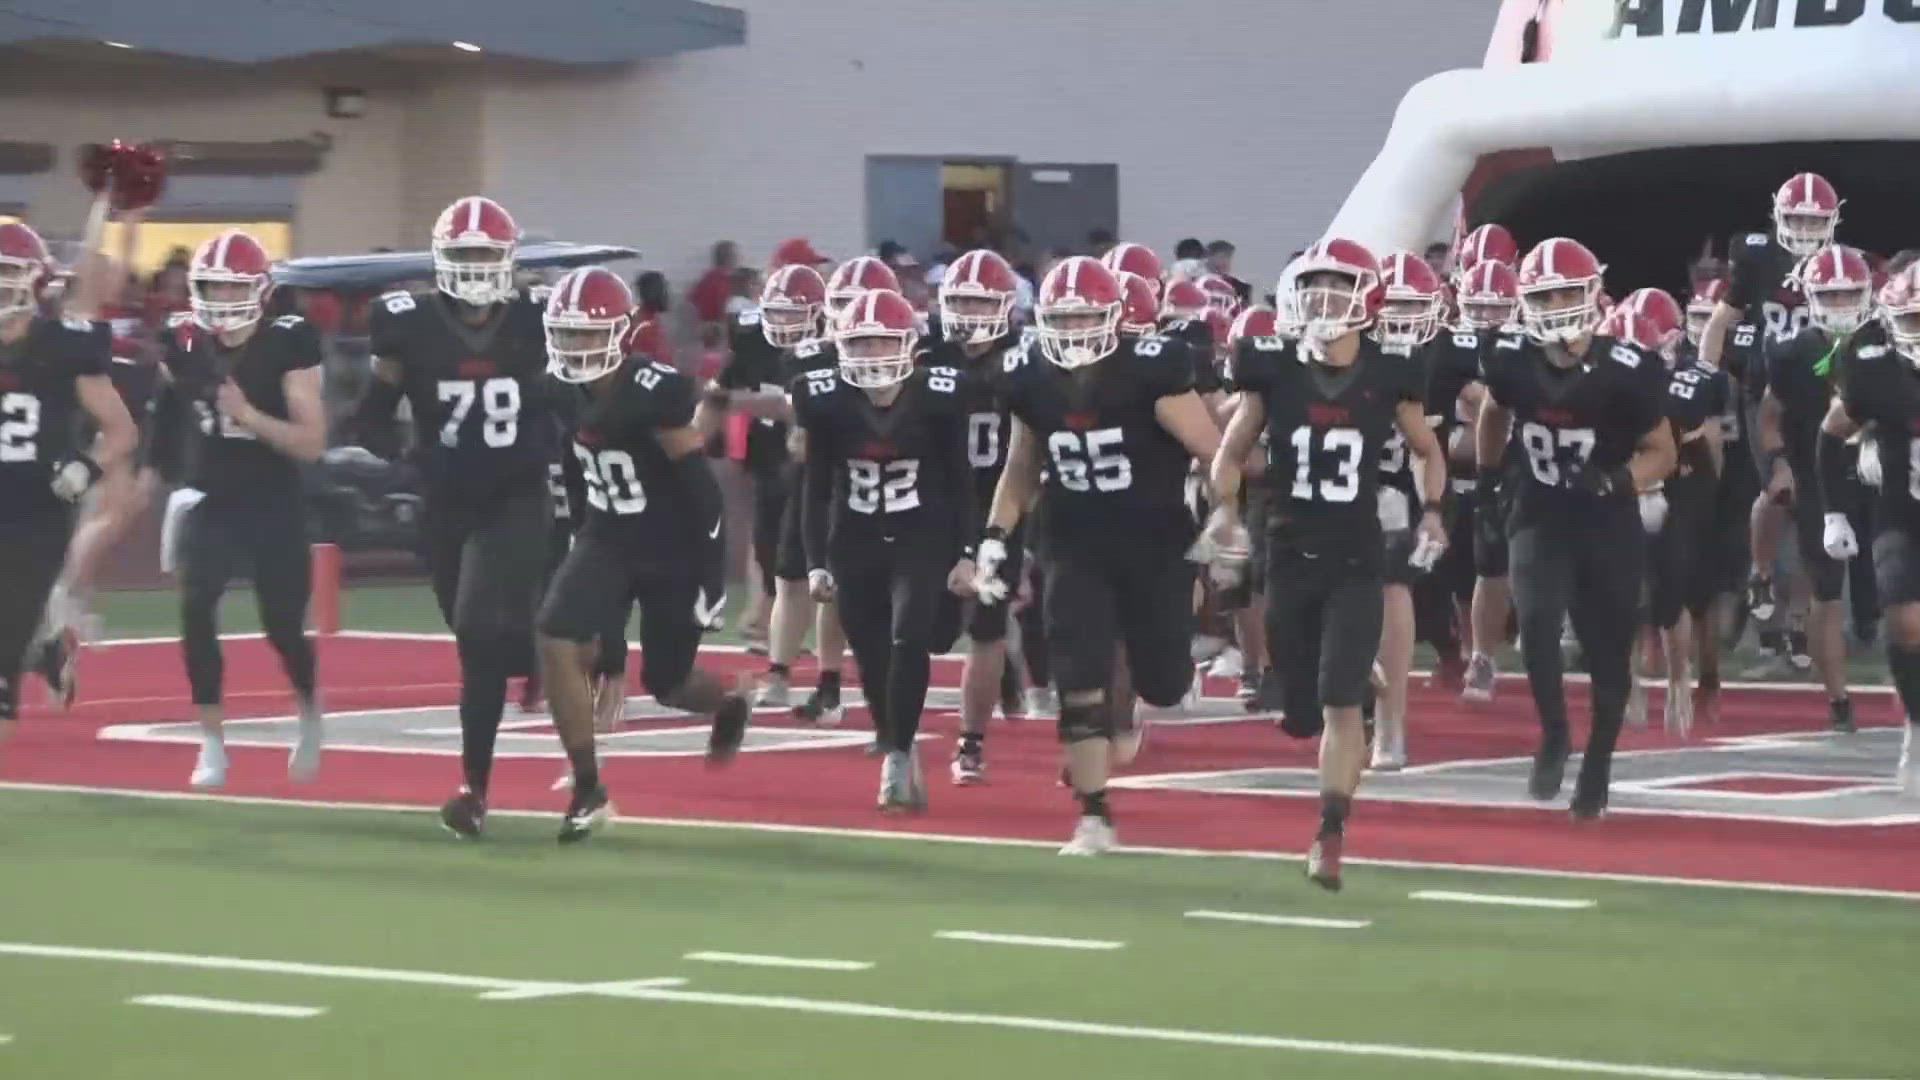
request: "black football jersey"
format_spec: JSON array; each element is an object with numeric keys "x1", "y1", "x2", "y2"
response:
[
  {"x1": 1157, "y1": 318, "x2": 1223, "y2": 394},
  {"x1": 1481, "y1": 332, "x2": 1668, "y2": 525},
  {"x1": 1000, "y1": 334, "x2": 1198, "y2": 548},
  {"x1": 1665, "y1": 359, "x2": 1729, "y2": 476},
  {"x1": 791, "y1": 363, "x2": 973, "y2": 568},
  {"x1": 719, "y1": 309, "x2": 810, "y2": 479},
  {"x1": 1235, "y1": 335, "x2": 1423, "y2": 554},
  {"x1": 1765, "y1": 326, "x2": 1850, "y2": 472},
  {"x1": 1729, "y1": 232, "x2": 1810, "y2": 346},
  {"x1": 568, "y1": 355, "x2": 706, "y2": 552},
  {"x1": 367, "y1": 288, "x2": 555, "y2": 505},
  {"x1": 161, "y1": 313, "x2": 321, "y2": 505},
  {"x1": 1837, "y1": 330, "x2": 1920, "y2": 535},
  {"x1": 0, "y1": 314, "x2": 108, "y2": 522},
  {"x1": 1422, "y1": 328, "x2": 1491, "y2": 479},
  {"x1": 916, "y1": 330, "x2": 1020, "y2": 519}
]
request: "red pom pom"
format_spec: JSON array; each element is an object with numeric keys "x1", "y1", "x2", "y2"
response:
[
  {"x1": 109, "y1": 143, "x2": 168, "y2": 212},
  {"x1": 78, "y1": 141, "x2": 120, "y2": 194}
]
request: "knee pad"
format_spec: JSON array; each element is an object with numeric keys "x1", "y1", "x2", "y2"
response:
[{"x1": 1056, "y1": 697, "x2": 1110, "y2": 743}]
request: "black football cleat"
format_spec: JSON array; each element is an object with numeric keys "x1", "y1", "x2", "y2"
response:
[
  {"x1": 35, "y1": 630, "x2": 76, "y2": 710},
  {"x1": 706, "y1": 693, "x2": 750, "y2": 765},
  {"x1": 439, "y1": 789, "x2": 486, "y2": 840},
  {"x1": 558, "y1": 784, "x2": 610, "y2": 844},
  {"x1": 1569, "y1": 789, "x2": 1609, "y2": 822},
  {"x1": 1829, "y1": 697, "x2": 1857, "y2": 734},
  {"x1": 1529, "y1": 741, "x2": 1570, "y2": 801}
]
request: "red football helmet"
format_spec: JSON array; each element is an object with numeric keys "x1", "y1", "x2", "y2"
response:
[
  {"x1": 938, "y1": 248, "x2": 1017, "y2": 343},
  {"x1": 1099, "y1": 243, "x2": 1163, "y2": 301},
  {"x1": 1196, "y1": 274, "x2": 1240, "y2": 317},
  {"x1": 1879, "y1": 263, "x2": 1920, "y2": 365},
  {"x1": 544, "y1": 266, "x2": 634, "y2": 383},
  {"x1": 825, "y1": 256, "x2": 899, "y2": 322},
  {"x1": 1685, "y1": 278, "x2": 1729, "y2": 345},
  {"x1": 1228, "y1": 305, "x2": 1277, "y2": 344},
  {"x1": 1161, "y1": 278, "x2": 1209, "y2": 322},
  {"x1": 1622, "y1": 287, "x2": 1684, "y2": 353},
  {"x1": 1516, "y1": 238, "x2": 1605, "y2": 344},
  {"x1": 1455, "y1": 224, "x2": 1519, "y2": 284},
  {"x1": 1202, "y1": 307, "x2": 1232, "y2": 364},
  {"x1": 432, "y1": 196, "x2": 518, "y2": 306},
  {"x1": 0, "y1": 220, "x2": 51, "y2": 320},
  {"x1": 1598, "y1": 306, "x2": 1665, "y2": 354},
  {"x1": 1036, "y1": 256, "x2": 1122, "y2": 368},
  {"x1": 1800, "y1": 243, "x2": 1873, "y2": 334},
  {"x1": 831, "y1": 288, "x2": 920, "y2": 389},
  {"x1": 1114, "y1": 271, "x2": 1160, "y2": 336},
  {"x1": 188, "y1": 229, "x2": 273, "y2": 333},
  {"x1": 1290, "y1": 237, "x2": 1383, "y2": 341},
  {"x1": 1455, "y1": 260, "x2": 1517, "y2": 330},
  {"x1": 1773, "y1": 173, "x2": 1841, "y2": 257},
  {"x1": 1375, "y1": 250, "x2": 1444, "y2": 350},
  {"x1": 759, "y1": 264, "x2": 826, "y2": 348}
]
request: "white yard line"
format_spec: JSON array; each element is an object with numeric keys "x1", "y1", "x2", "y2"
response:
[
  {"x1": 477, "y1": 978, "x2": 686, "y2": 1001},
  {"x1": 0, "y1": 940, "x2": 1841, "y2": 1079},
  {"x1": 3, "y1": 781, "x2": 1916, "y2": 903},
  {"x1": 934, "y1": 931, "x2": 1123, "y2": 950},
  {"x1": 129, "y1": 995, "x2": 324, "y2": 1019},
  {"x1": 684, "y1": 952, "x2": 872, "y2": 972},
  {"x1": 1184, "y1": 910, "x2": 1371, "y2": 930},
  {"x1": 1411, "y1": 891, "x2": 1597, "y2": 910}
]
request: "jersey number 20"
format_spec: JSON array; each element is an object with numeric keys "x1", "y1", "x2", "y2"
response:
[
  {"x1": 439, "y1": 378, "x2": 519, "y2": 449},
  {"x1": 574, "y1": 444, "x2": 646, "y2": 514},
  {"x1": 0, "y1": 392, "x2": 40, "y2": 462}
]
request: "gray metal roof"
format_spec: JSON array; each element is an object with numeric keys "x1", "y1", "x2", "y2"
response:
[{"x1": 0, "y1": 0, "x2": 745, "y2": 64}]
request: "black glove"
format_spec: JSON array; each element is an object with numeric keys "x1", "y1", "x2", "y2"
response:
[{"x1": 1565, "y1": 461, "x2": 1632, "y2": 498}]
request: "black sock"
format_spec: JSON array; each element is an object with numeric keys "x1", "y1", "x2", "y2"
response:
[
  {"x1": 1077, "y1": 788, "x2": 1110, "y2": 822},
  {"x1": 1319, "y1": 792, "x2": 1351, "y2": 837},
  {"x1": 1888, "y1": 644, "x2": 1920, "y2": 724},
  {"x1": 959, "y1": 731, "x2": 983, "y2": 751},
  {"x1": 817, "y1": 669, "x2": 841, "y2": 697},
  {"x1": 768, "y1": 661, "x2": 790, "y2": 679},
  {"x1": 456, "y1": 639, "x2": 509, "y2": 799}
]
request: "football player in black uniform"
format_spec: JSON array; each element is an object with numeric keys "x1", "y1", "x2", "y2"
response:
[
  {"x1": 1160, "y1": 278, "x2": 1228, "y2": 408},
  {"x1": 535, "y1": 267, "x2": 746, "y2": 842},
  {"x1": 1755, "y1": 244, "x2": 1873, "y2": 732},
  {"x1": 1213, "y1": 239, "x2": 1448, "y2": 889},
  {"x1": 0, "y1": 219, "x2": 135, "y2": 763},
  {"x1": 973, "y1": 257, "x2": 1224, "y2": 856},
  {"x1": 1701, "y1": 174, "x2": 1835, "y2": 658},
  {"x1": 796, "y1": 289, "x2": 974, "y2": 810},
  {"x1": 1680, "y1": 278, "x2": 1757, "y2": 724},
  {"x1": 1477, "y1": 238, "x2": 1675, "y2": 818},
  {"x1": 350, "y1": 196, "x2": 557, "y2": 835},
  {"x1": 922, "y1": 249, "x2": 1025, "y2": 785},
  {"x1": 1368, "y1": 251, "x2": 1454, "y2": 772},
  {"x1": 1819, "y1": 263, "x2": 1920, "y2": 799},
  {"x1": 1447, "y1": 259, "x2": 1521, "y2": 704},
  {"x1": 149, "y1": 230, "x2": 328, "y2": 788}
]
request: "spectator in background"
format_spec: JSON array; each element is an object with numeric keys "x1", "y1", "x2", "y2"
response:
[
  {"x1": 1423, "y1": 242, "x2": 1452, "y2": 278},
  {"x1": 628, "y1": 269, "x2": 675, "y2": 368},
  {"x1": 725, "y1": 266, "x2": 760, "y2": 317},
  {"x1": 924, "y1": 244, "x2": 958, "y2": 289},
  {"x1": 1172, "y1": 237, "x2": 1207, "y2": 282},
  {"x1": 688, "y1": 240, "x2": 739, "y2": 327},
  {"x1": 1206, "y1": 240, "x2": 1251, "y2": 305}
]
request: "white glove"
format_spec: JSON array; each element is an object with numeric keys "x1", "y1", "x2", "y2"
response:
[
  {"x1": 971, "y1": 537, "x2": 1010, "y2": 606},
  {"x1": 1822, "y1": 512, "x2": 1859, "y2": 560},
  {"x1": 806, "y1": 568, "x2": 836, "y2": 602},
  {"x1": 1856, "y1": 437, "x2": 1883, "y2": 488},
  {"x1": 1638, "y1": 489, "x2": 1669, "y2": 534},
  {"x1": 1190, "y1": 519, "x2": 1251, "y2": 589},
  {"x1": 51, "y1": 456, "x2": 101, "y2": 502},
  {"x1": 1408, "y1": 531, "x2": 1446, "y2": 571}
]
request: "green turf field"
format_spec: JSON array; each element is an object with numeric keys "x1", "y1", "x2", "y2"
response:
[{"x1": 0, "y1": 788, "x2": 1912, "y2": 1080}]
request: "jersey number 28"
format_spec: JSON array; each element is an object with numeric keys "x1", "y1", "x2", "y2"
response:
[{"x1": 439, "y1": 377, "x2": 520, "y2": 449}]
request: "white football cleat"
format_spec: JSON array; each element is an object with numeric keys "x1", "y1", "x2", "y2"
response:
[
  {"x1": 1370, "y1": 717, "x2": 1406, "y2": 771},
  {"x1": 1626, "y1": 675, "x2": 1648, "y2": 730},
  {"x1": 190, "y1": 738, "x2": 228, "y2": 789},
  {"x1": 754, "y1": 672, "x2": 790, "y2": 708},
  {"x1": 1206, "y1": 647, "x2": 1244, "y2": 680},
  {"x1": 1664, "y1": 684, "x2": 1693, "y2": 739},
  {"x1": 288, "y1": 717, "x2": 323, "y2": 783},
  {"x1": 1059, "y1": 815, "x2": 1115, "y2": 856}
]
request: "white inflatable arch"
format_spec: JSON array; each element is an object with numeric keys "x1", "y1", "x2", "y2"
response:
[{"x1": 1328, "y1": 3, "x2": 1920, "y2": 255}]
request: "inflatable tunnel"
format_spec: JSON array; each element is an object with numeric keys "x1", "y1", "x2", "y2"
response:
[{"x1": 1327, "y1": 0, "x2": 1920, "y2": 294}]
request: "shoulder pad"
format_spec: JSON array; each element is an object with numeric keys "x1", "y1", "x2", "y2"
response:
[
  {"x1": 272, "y1": 313, "x2": 306, "y2": 330},
  {"x1": 736, "y1": 308, "x2": 761, "y2": 327},
  {"x1": 1857, "y1": 344, "x2": 1890, "y2": 360},
  {"x1": 1493, "y1": 332, "x2": 1527, "y2": 351},
  {"x1": 1606, "y1": 342, "x2": 1643, "y2": 369},
  {"x1": 60, "y1": 316, "x2": 93, "y2": 333},
  {"x1": 1251, "y1": 335, "x2": 1288, "y2": 351},
  {"x1": 1161, "y1": 319, "x2": 1190, "y2": 335},
  {"x1": 1744, "y1": 232, "x2": 1771, "y2": 247},
  {"x1": 377, "y1": 290, "x2": 419, "y2": 316},
  {"x1": 166, "y1": 309, "x2": 195, "y2": 329},
  {"x1": 793, "y1": 339, "x2": 822, "y2": 359}
]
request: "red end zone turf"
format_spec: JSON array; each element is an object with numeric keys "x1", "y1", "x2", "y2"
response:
[{"x1": 8, "y1": 634, "x2": 1918, "y2": 896}]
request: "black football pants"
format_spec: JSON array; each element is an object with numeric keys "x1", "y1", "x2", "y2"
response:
[
  {"x1": 829, "y1": 526, "x2": 950, "y2": 753},
  {"x1": 178, "y1": 500, "x2": 314, "y2": 707},
  {"x1": 0, "y1": 510, "x2": 72, "y2": 720}
]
